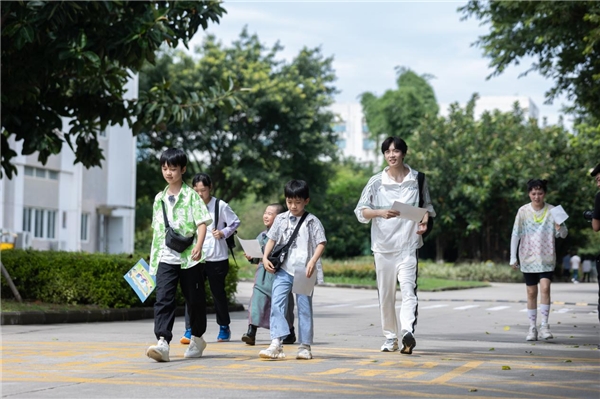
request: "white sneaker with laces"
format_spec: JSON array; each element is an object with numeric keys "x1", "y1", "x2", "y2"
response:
[
  {"x1": 380, "y1": 338, "x2": 399, "y2": 352},
  {"x1": 526, "y1": 326, "x2": 538, "y2": 341},
  {"x1": 184, "y1": 335, "x2": 207, "y2": 358},
  {"x1": 539, "y1": 324, "x2": 553, "y2": 340},
  {"x1": 296, "y1": 344, "x2": 313, "y2": 360},
  {"x1": 146, "y1": 336, "x2": 170, "y2": 362},
  {"x1": 259, "y1": 342, "x2": 285, "y2": 359}
]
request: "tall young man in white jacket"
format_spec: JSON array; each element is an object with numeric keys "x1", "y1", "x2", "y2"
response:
[{"x1": 354, "y1": 137, "x2": 435, "y2": 355}]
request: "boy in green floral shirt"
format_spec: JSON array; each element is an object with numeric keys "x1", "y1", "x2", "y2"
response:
[{"x1": 146, "y1": 149, "x2": 212, "y2": 362}]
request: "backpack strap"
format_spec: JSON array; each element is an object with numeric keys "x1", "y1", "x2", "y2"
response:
[
  {"x1": 417, "y1": 172, "x2": 425, "y2": 208},
  {"x1": 214, "y1": 198, "x2": 220, "y2": 229}
]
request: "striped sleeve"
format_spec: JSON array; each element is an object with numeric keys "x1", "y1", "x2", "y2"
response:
[{"x1": 354, "y1": 173, "x2": 381, "y2": 224}]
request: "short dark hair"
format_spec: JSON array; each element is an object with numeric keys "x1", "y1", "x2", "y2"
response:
[
  {"x1": 381, "y1": 137, "x2": 408, "y2": 155},
  {"x1": 268, "y1": 203, "x2": 285, "y2": 214},
  {"x1": 284, "y1": 179, "x2": 309, "y2": 200},
  {"x1": 591, "y1": 163, "x2": 600, "y2": 177},
  {"x1": 527, "y1": 179, "x2": 548, "y2": 193},
  {"x1": 192, "y1": 173, "x2": 212, "y2": 188},
  {"x1": 160, "y1": 148, "x2": 187, "y2": 168}
]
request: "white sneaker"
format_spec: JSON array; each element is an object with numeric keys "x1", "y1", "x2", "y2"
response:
[
  {"x1": 539, "y1": 324, "x2": 553, "y2": 340},
  {"x1": 296, "y1": 344, "x2": 313, "y2": 360},
  {"x1": 259, "y1": 342, "x2": 285, "y2": 359},
  {"x1": 380, "y1": 338, "x2": 399, "y2": 352},
  {"x1": 146, "y1": 336, "x2": 170, "y2": 362},
  {"x1": 184, "y1": 335, "x2": 207, "y2": 358},
  {"x1": 526, "y1": 326, "x2": 538, "y2": 341}
]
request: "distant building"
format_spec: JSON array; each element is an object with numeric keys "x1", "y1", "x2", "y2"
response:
[
  {"x1": 329, "y1": 103, "x2": 381, "y2": 167},
  {"x1": 0, "y1": 76, "x2": 138, "y2": 254},
  {"x1": 439, "y1": 95, "x2": 539, "y2": 120}
]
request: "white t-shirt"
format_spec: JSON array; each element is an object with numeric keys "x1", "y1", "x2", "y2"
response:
[{"x1": 570, "y1": 255, "x2": 581, "y2": 270}]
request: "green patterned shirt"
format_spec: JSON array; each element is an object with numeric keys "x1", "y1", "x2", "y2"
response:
[{"x1": 149, "y1": 183, "x2": 212, "y2": 275}]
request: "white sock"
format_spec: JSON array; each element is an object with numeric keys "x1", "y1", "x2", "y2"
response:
[
  {"x1": 539, "y1": 304, "x2": 550, "y2": 326},
  {"x1": 272, "y1": 338, "x2": 281, "y2": 346},
  {"x1": 527, "y1": 309, "x2": 537, "y2": 327}
]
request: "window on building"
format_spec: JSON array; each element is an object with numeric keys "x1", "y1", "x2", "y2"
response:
[
  {"x1": 47, "y1": 210, "x2": 56, "y2": 239},
  {"x1": 81, "y1": 213, "x2": 90, "y2": 242},
  {"x1": 24, "y1": 166, "x2": 34, "y2": 176},
  {"x1": 48, "y1": 170, "x2": 59, "y2": 180},
  {"x1": 333, "y1": 123, "x2": 346, "y2": 134},
  {"x1": 35, "y1": 168, "x2": 46, "y2": 178},
  {"x1": 23, "y1": 207, "x2": 58, "y2": 239},
  {"x1": 337, "y1": 139, "x2": 347, "y2": 149},
  {"x1": 34, "y1": 209, "x2": 45, "y2": 238},
  {"x1": 363, "y1": 139, "x2": 376, "y2": 150},
  {"x1": 62, "y1": 211, "x2": 67, "y2": 229},
  {"x1": 23, "y1": 208, "x2": 32, "y2": 232}
]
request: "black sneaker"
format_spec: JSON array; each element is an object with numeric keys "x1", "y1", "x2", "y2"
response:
[
  {"x1": 282, "y1": 331, "x2": 296, "y2": 345},
  {"x1": 400, "y1": 330, "x2": 416, "y2": 355},
  {"x1": 241, "y1": 325, "x2": 256, "y2": 346}
]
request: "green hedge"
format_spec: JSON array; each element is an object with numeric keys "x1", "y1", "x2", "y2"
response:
[{"x1": 1, "y1": 250, "x2": 238, "y2": 308}]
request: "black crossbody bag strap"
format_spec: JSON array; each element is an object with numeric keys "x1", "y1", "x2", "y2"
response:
[
  {"x1": 161, "y1": 200, "x2": 170, "y2": 229},
  {"x1": 214, "y1": 198, "x2": 220, "y2": 229},
  {"x1": 283, "y1": 211, "x2": 309, "y2": 250}
]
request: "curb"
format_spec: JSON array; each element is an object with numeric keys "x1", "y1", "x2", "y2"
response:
[{"x1": 1, "y1": 303, "x2": 245, "y2": 326}]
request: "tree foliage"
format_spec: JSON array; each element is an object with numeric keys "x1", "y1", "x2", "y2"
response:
[
  {"x1": 137, "y1": 29, "x2": 339, "y2": 205},
  {"x1": 360, "y1": 67, "x2": 439, "y2": 143},
  {"x1": 459, "y1": 1, "x2": 600, "y2": 120},
  {"x1": 1, "y1": 0, "x2": 233, "y2": 178},
  {"x1": 409, "y1": 96, "x2": 599, "y2": 262}
]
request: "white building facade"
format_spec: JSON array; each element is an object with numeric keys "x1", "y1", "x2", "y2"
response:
[
  {"x1": 329, "y1": 103, "x2": 381, "y2": 166},
  {"x1": 0, "y1": 76, "x2": 138, "y2": 254}
]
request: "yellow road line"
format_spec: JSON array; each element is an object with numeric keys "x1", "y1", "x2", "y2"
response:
[{"x1": 429, "y1": 361, "x2": 483, "y2": 384}]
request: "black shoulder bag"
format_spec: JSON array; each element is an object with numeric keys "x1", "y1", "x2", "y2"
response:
[
  {"x1": 417, "y1": 172, "x2": 434, "y2": 239},
  {"x1": 268, "y1": 212, "x2": 309, "y2": 271},
  {"x1": 214, "y1": 198, "x2": 238, "y2": 265},
  {"x1": 161, "y1": 200, "x2": 194, "y2": 253}
]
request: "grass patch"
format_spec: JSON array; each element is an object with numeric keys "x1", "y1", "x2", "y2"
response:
[{"x1": 1, "y1": 299, "x2": 109, "y2": 313}]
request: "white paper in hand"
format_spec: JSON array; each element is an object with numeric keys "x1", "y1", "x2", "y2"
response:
[
  {"x1": 549, "y1": 205, "x2": 569, "y2": 225},
  {"x1": 391, "y1": 201, "x2": 427, "y2": 222},
  {"x1": 237, "y1": 237, "x2": 263, "y2": 259}
]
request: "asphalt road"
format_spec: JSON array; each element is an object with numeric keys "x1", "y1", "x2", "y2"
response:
[{"x1": 2, "y1": 281, "x2": 599, "y2": 399}]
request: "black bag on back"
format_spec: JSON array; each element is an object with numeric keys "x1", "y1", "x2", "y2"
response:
[
  {"x1": 268, "y1": 212, "x2": 309, "y2": 271},
  {"x1": 417, "y1": 171, "x2": 434, "y2": 239},
  {"x1": 161, "y1": 200, "x2": 194, "y2": 253},
  {"x1": 214, "y1": 198, "x2": 237, "y2": 263}
]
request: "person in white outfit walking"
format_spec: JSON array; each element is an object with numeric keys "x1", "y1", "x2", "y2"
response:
[{"x1": 354, "y1": 137, "x2": 435, "y2": 355}]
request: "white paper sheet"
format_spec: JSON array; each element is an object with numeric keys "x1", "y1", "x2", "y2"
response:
[
  {"x1": 391, "y1": 201, "x2": 428, "y2": 222},
  {"x1": 550, "y1": 205, "x2": 569, "y2": 225},
  {"x1": 236, "y1": 237, "x2": 263, "y2": 259},
  {"x1": 292, "y1": 266, "x2": 317, "y2": 295}
]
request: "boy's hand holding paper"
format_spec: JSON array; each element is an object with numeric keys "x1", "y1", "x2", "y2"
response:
[{"x1": 391, "y1": 201, "x2": 428, "y2": 222}]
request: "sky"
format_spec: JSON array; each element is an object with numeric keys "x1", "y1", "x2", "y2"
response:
[{"x1": 184, "y1": 1, "x2": 571, "y2": 127}]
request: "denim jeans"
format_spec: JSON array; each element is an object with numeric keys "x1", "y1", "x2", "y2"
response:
[{"x1": 270, "y1": 269, "x2": 313, "y2": 344}]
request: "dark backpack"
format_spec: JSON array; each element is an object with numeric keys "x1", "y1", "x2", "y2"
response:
[
  {"x1": 417, "y1": 172, "x2": 434, "y2": 239},
  {"x1": 214, "y1": 198, "x2": 237, "y2": 263}
]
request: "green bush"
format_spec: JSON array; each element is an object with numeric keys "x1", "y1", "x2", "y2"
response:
[
  {"x1": 322, "y1": 257, "x2": 523, "y2": 283},
  {"x1": 1, "y1": 250, "x2": 238, "y2": 308}
]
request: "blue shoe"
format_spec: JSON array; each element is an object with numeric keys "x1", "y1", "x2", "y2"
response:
[
  {"x1": 217, "y1": 325, "x2": 231, "y2": 342},
  {"x1": 180, "y1": 328, "x2": 191, "y2": 345}
]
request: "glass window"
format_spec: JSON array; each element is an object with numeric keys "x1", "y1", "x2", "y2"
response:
[
  {"x1": 23, "y1": 208, "x2": 32, "y2": 232},
  {"x1": 363, "y1": 139, "x2": 376, "y2": 150},
  {"x1": 34, "y1": 209, "x2": 44, "y2": 238},
  {"x1": 333, "y1": 123, "x2": 346, "y2": 133},
  {"x1": 48, "y1": 170, "x2": 59, "y2": 180},
  {"x1": 81, "y1": 213, "x2": 89, "y2": 241},
  {"x1": 24, "y1": 166, "x2": 34, "y2": 176},
  {"x1": 47, "y1": 211, "x2": 56, "y2": 239},
  {"x1": 63, "y1": 211, "x2": 67, "y2": 229},
  {"x1": 35, "y1": 168, "x2": 46, "y2": 178},
  {"x1": 337, "y1": 139, "x2": 347, "y2": 149}
]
